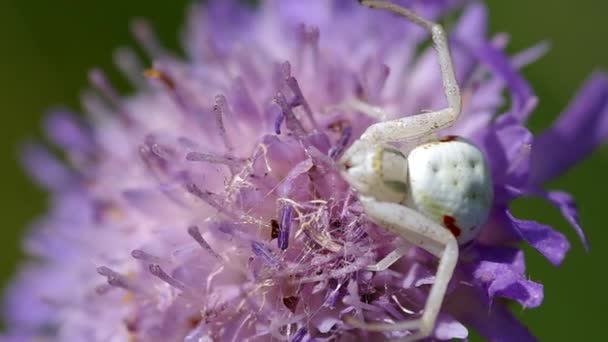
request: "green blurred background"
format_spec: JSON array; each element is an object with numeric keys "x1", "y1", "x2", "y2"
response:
[{"x1": 0, "y1": 0, "x2": 605, "y2": 340}]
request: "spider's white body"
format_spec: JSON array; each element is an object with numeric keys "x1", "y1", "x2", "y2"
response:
[
  {"x1": 339, "y1": 1, "x2": 494, "y2": 341},
  {"x1": 407, "y1": 137, "x2": 493, "y2": 244},
  {"x1": 342, "y1": 138, "x2": 493, "y2": 246}
]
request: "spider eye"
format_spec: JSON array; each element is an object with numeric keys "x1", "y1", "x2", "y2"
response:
[
  {"x1": 383, "y1": 180, "x2": 408, "y2": 194},
  {"x1": 340, "y1": 143, "x2": 408, "y2": 203},
  {"x1": 379, "y1": 147, "x2": 408, "y2": 185}
]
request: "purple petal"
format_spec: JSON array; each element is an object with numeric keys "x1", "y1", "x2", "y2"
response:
[
  {"x1": 20, "y1": 143, "x2": 77, "y2": 190},
  {"x1": 0, "y1": 333, "x2": 34, "y2": 342},
  {"x1": 544, "y1": 191, "x2": 589, "y2": 250},
  {"x1": 44, "y1": 110, "x2": 94, "y2": 153},
  {"x1": 511, "y1": 41, "x2": 551, "y2": 69},
  {"x1": 478, "y1": 42, "x2": 536, "y2": 122},
  {"x1": 530, "y1": 72, "x2": 608, "y2": 184},
  {"x1": 507, "y1": 211, "x2": 570, "y2": 266},
  {"x1": 453, "y1": 24, "x2": 535, "y2": 122},
  {"x1": 433, "y1": 315, "x2": 469, "y2": 340},
  {"x1": 3, "y1": 266, "x2": 54, "y2": 330},
  {"x1": 450, "y1": 3, "x2": 487, "y2": 83},
  {"x1": 187, "y1": 0, "x2": 254, "y2": 60},
  {"x1": 473, "y1": 246, "x2": 543, "y2": 308},
  {"x1": 480, "y1": 116, "x2": 532, "y2": 187},
  {"x1": 453, "y1": 3, "x2": 487, "y2": 46},
  {"x1": 448, "y1": 286, "x2": 538, "y2": 342}
]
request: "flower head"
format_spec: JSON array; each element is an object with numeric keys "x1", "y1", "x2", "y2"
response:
[{"x1": 4, "y1": 1, "x2": 607, "y2": 341}]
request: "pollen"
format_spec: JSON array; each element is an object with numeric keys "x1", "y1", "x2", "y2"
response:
[
  {"x1": 143, "y1": 68, "x2": 176, "y2": 90},
  {"x1": 122, "y1": 291, "x2": 135, "y2": 304}
]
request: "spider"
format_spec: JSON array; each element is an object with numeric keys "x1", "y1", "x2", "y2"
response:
[{"x1": 339, "y1": 1, "x2": 493, "y2": 340}]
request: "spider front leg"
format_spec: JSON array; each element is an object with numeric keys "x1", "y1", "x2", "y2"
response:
[
  {"x1": 349, "y1": 197, "x2": 459, "y2": 341},
  {"x1": 347, "y1": 0, "x2": 461, "y2": 147},
  {"x1": 366, "y1": 244, "x2": 409, "y2": 272},
  {"x1": 347, "y1": 98, "x2": 390, "y2": 121}
]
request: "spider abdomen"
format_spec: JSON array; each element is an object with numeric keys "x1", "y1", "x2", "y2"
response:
[{"x1": 407, "y1": 136, "x2": 493, "y2": 244}]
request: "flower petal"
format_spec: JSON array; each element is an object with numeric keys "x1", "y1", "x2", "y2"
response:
[
  {"x1": 477, "y1": 42, "x2": 536, "y2": 122},
  {"x1": 472, "y1": 246, "x2": 544, "y2": 308},
  {"x1": 44, "y1": 109, "x2": 94, "y2": 153},
  {"x1": 480, "y1": 116, "x2": 533, "y2": 188},
  {"x1": 453, "y1": 24, "x2": 536, "y2": 122},
  {"x1": 507, "y1": 211, "x2": 570, "y2": 266},
  {"x1": 448, "y1": 286, "x2": 538, "y2": 342},
  {"x1": 530, "y1": 72, "x2": 608, "y2": 184},
  {"x1": 544, "y1": 191, "x2": 589, "y2": 250},
  {"x1": 19, "y1": 143, "x2": 77, "y2": 191},
  {"x1": 451, "y1": 3, "x2": 488, "y2": 83},
  {"x1": 433, "y1": 315, "x2": 469, "y2": 340}
]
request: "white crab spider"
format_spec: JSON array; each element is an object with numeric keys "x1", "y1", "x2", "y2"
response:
[{"x1": 339, "y1": 1, "x2": 493, "y2": 341}]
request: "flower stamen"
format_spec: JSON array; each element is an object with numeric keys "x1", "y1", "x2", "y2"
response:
[{"x1": 187, "y1": 225, "x2": 222, "y2": 260}]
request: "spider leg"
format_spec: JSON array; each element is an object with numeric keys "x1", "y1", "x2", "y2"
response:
[
  {"x1": 348, "y1": 196, "x2": 459, "y2": 339},
  {"x1": 347, "y1": 98, "x2": 391, "y2": 121},
  {"x1": 366, "y1": 244, "x2": 409, "y2": 271},
  {"x1": 353, "y1": 0, "x2": 461, "y2": 145}
]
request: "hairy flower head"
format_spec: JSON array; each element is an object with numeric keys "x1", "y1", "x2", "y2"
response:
[{"x1": 4, "y1": 1, "x2": 608, "y2": 341}]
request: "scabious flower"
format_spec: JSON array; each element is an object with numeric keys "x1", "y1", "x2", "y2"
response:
[{"x1": 4, "y1": 0, "x2": 607, "y2": 341}]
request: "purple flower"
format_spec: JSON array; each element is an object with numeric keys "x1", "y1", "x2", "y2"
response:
[{"x1": 3, "y1": 1, "x2": 607, "y2": 341}]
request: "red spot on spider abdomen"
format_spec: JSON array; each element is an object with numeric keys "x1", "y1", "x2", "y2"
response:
[
  {"x1": 442, "y1": 215, "x2": 462, "y2": 237},
  {"x1": 439, "y1": 135, "x2": 459, "y2": 142}
]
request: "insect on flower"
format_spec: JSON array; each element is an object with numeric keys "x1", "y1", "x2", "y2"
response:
[
  {"x1": 5, "y1": 0, "x2": 607, "y2": 340},
  {"x1": 341, "y1": 1, "x2": 492, "y2": 340}
]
